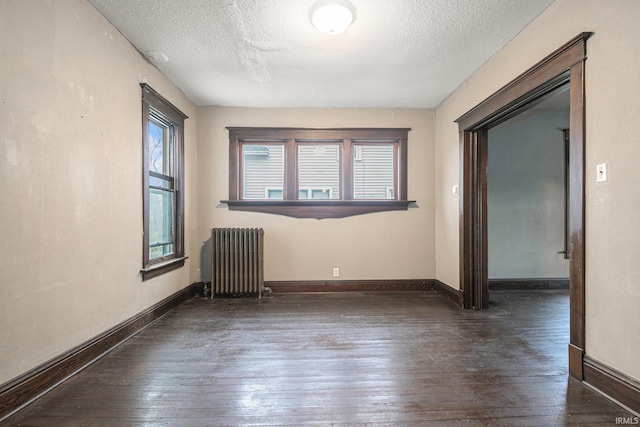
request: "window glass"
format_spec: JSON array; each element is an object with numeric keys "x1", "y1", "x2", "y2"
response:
[
  {"x1": 147, "y1": 112, "x2": 176, "y2": 262},
  {"x1": 148, "y1": 118, "x2": 173, "y2": 176},
  {"x1": 266, "y1": 188, "x2": 283, "y2": 199},
  {"x1": 299, "y1": 188, "x2": 333, "y2": 199},
  {"x1": 149, "y1": 188, "x2": 174, "y2": 259},
  {"x1": 298, "y1": 144, "x2": 340, "y2": 200},
  {"x1": 311, "y1": 188, "x2": 331, "y2": 199},
  {"x1": 242, "y1": 144, "x2": 284, "y2": 200},
  {"x1": 353, "y1": 144, "x2": 395, "y2": 199},
  {"x1": 149, "y1": 175, "x2": 171, "y2": 189}
]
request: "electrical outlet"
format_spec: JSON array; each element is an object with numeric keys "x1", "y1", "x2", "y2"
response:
[{"x1": 333, "y1": 268, "x2": 340, "y2": 277}]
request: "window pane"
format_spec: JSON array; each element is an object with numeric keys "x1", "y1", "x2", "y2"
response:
[
  {"x1": 149, "y1": 118, "x2": 173, "y2": 176},
  {"x1": 242, "y1": 144, "x2": 284, "y2": 199},
  {"x1": 299, "y1": 188, "x2": 333, "y2": 199},
  {"x1": 267, "y1": 189, "x2": 283, "y2": 199},
  {"x1": 150, "y1": 175, "x2": 171, "y2": 189},
  {"x1": 149, "y1": 188, "x2": 174, "y2": 260},
  {"x1": 311, "y1": 189, "x2": 331, "y2": 199},
  {"x1": 298, "y1": 144, "x2": 340, "y2": 200},
  {"x1": 354, "y1": 145, "x2": 395, "y2": 199}
]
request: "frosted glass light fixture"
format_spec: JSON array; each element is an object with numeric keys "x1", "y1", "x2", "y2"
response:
[{"x1": 310, "y1": 0, "x2": 356, "y2": 35}]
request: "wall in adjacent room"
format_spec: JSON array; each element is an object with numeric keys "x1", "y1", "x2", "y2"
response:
[
  {"x1": 0, "y1": 0, "x2": 198, "y2": 384},
  {"x1": 487, "y1": 108, "x2": 570, "y2": 279}
]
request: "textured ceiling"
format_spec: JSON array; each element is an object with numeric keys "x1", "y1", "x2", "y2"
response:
[{"x1": 87, "y1": 0, "x2": 555, "y2": 108}]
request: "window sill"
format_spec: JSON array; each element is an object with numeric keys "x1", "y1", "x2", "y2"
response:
[
  {"x1": 222, "y1": 200, "x2": 416, "y2": 219},
  {"x1": 141, "y1": 256, "x2": 188, "y2": 281}
]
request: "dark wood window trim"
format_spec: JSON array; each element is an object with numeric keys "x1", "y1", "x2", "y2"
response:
[
  {"x1": 141, "y1": 83, "x2": 188, "y2": 279},
  {"x1": 140, "y1": 256, "x2": 188, "y2": 281},
  {"x1": 223, "y1": 127, "x2": 414, "y2": 219},
  {"x1": 454, "y1": 33, "x2": 592, "y2": 380}
]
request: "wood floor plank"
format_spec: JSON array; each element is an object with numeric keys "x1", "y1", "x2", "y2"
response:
[{"x1": 1, "y1": 290, "x2": 633, "y2": 426}]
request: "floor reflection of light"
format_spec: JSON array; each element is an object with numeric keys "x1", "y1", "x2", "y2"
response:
[
  {"x1": 238, "y1": 380, "x2": 264, "y2": 412},
  {"x1": 230, "y1": 327, "x2": 399, "y2": 423},
  {"x1": 142, "y1": 389, "x2": 164, "y2": 404}
]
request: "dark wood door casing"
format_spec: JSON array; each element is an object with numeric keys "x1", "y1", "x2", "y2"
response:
[{"x1": 455, "y1": 33, "x2": 592, "y2": 380}]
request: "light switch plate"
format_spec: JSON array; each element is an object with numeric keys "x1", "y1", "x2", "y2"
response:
[{"x1": 596, "y1": 163, "x2": 607, "y2": 182}]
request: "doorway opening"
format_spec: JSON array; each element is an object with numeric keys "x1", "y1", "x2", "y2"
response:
[
  {"x1": 455, "y1": 33, "x2": 592, "y2": 380},
  {"x1": 487, "y1": 84, "x2": 570, "y2": 293}
]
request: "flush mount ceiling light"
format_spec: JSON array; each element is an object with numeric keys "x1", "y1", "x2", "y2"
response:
[{"x1": 309, "y1": 0, "x2": 356, "y2": 35}]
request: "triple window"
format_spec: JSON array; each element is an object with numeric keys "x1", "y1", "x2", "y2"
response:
[{"x1": 225, "y1": 127, "x2": 412, "y2": 218}]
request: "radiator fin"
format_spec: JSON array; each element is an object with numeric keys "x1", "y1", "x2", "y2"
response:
[{"x1": 211, "y1": 228, "x2": 264, "y2": 298}]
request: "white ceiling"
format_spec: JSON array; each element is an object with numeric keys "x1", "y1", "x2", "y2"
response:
[{"x1": 88, "y1": 0, "x2": 555, "y2": 109}]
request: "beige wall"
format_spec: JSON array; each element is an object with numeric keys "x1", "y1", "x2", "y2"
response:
[
  {"x1": 197, "y1": 107, "x2": 435, "y2": 282},
  {"x1": 3, "y1": 0, "x2": 638, "y2": 394},
  {"x1": 435, "y1": 0, "x2": 640, "y2": 380},
  {"x1": 0, "y1": 0, "x2": 198, "y2": 384}
]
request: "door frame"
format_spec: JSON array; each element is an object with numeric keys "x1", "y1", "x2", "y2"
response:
[{"x1": 455, "y1": 33, "x2": 592, "y2": 380}]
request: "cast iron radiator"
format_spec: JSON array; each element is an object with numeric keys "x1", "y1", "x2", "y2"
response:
[{"x1": 211, "y1": 228, "x2": 264, "y2": 298}]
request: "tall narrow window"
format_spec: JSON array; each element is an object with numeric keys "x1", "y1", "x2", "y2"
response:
[{"x1": 141, "y1": 84, "x2": 187, "y2": 280}]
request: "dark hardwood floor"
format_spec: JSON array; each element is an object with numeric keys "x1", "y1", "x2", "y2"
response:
[{"x1": 2, "y1": 290, "x2": 632, "y2": 426}]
